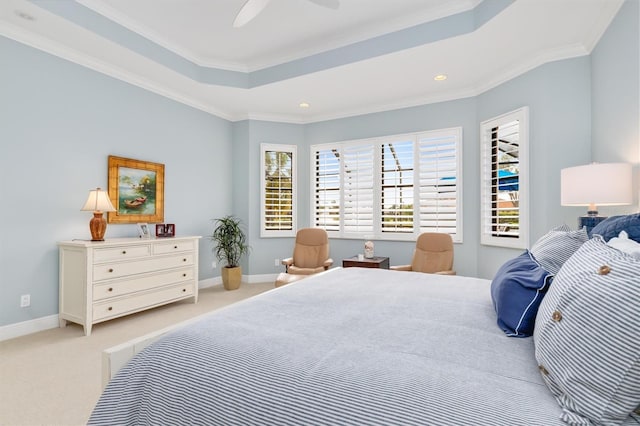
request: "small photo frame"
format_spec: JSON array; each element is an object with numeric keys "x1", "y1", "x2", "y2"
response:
[
  {"x1": 155, "y1": 223, "x2": 176, "y2": 238},
  {"x1": 136, "y1": 223, "x2": 151, "y2": 239}
]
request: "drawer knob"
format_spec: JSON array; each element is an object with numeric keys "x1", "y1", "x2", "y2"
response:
[
  {"x1": 122, "y1": 250, "x2": 127, "y2": 254},
  {"x1": 183, "y1": 258, "x2": 187, "y2": 262},
  {"x1": 182, "y1": 288, "x2": 186, "y2": 292},
  {"x1": 174, "y1": 245, "x2": 178, "y2": 249},
  {"x1": 183, "y1": 273, "x2": 187, "y2": 277},
  {"x1": 108, "y1": 307, "x2": 113, "y2": 311},
  {"x1": 108, "y1": 268, "x2": 114, "y2": 273},
  {"x1": 108, "y1": 287, "x2": 113, "y2": 292}
]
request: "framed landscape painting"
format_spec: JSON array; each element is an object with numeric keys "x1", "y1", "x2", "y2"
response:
[{"x1": 107, "y1": 156, "x2": 164, "y2": 224}]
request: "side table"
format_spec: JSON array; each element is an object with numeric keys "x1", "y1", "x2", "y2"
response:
[{"x1": 342, "y1": 256, "x2": 390, "y2": 269}]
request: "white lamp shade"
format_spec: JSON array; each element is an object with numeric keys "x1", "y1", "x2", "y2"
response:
[
  {"x1": 81, "y1": 188, "x2": 116, "y2": 212},
  {"x1": 561, "y1": 163, "x2": 633, "y2": 207}
]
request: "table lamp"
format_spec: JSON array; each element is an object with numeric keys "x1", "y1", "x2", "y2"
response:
[
  {"x1": 561, "y1": 162, "x2": 632, "y2": 232},
  {"x1": 81, "y1": 187, "x2": 116, "y2": 241}
]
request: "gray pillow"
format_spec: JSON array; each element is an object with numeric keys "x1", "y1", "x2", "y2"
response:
[
  {"x1": 530, "y1": 224, "x2": 588, "y2": 275},
  {"x1": 534, "y1": 236, "x2": 640, "y2": 425}
]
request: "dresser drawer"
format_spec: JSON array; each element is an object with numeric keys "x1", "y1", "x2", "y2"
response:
[
  {"x1": 93, "y1": 268, "x2": 194, "y2": 301},
  {"x1": 153, "y1": 240, "x2": 195, "y2": 255},
  {"x1": 94, "y1": 245, "x2": 151, "y2": 262},
  {"x1": 93, "y1": 254, "x2": 195, "y2": 281},
  {"x1": 93, "y1": 283, "x2": 195, "y2": 322}
]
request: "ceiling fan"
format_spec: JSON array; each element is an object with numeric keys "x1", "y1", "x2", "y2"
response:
[{"x1": 233, "y1": 0, "x2": 340, "y2": 28}]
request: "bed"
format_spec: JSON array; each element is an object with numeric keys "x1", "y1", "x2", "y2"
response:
[{"x1": 89, "y1": 266, "x2": 639, "y2": 425}]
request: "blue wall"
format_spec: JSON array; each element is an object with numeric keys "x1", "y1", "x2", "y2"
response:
[
  {"x1": 591, "y1": 0, "x2": 639, "y2": 213},
  {"x1": 304, "y1": 98, "x2": 479, "y2": 276},
  {"x1": 0, "y1": 36, "x2": 233, "y2": 327},
  {"x1": 475, "y1": 57, "x2": 593, "y2": 277},
  {"x1": 232, "y1": 120, "x2": 306, "y2": 276},
  {"x1": 1, "y1": 0, "x2": 637, "y2": 329},
  {"x1": 299, "y1": 57, "x2": 593, "y2": 279}
]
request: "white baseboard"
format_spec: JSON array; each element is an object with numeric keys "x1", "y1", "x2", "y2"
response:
[
  {"x1": 0, "y1": 275, "x2": 279, "y2": 341},
  {"x1": 198, "y1": 277, "x2": 221, "y2": 289},
  {"x1": 244, "y1": 273, "x2": 278, "y2": 283},
  {"x1": 0, "y1": 314, "x2": 59, "y2": 342}
]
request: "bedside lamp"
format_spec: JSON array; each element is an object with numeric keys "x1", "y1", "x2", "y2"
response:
[
  {"x1": 81, "y1": 187, "x2": 116, "y2": 241},
  {"x1": 561, "y1": 163, "x2": 632, "y2": 232}
]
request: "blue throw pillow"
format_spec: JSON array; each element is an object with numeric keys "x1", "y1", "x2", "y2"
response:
[
  {"x1": 591, "y1": 213, "x2": 640, "y2": 242},
  {"x1": 491, "y1": 251, "x2": 553, "y2": 338}
]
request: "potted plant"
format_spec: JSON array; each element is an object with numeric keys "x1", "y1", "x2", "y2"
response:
[{"x1": 211, "y1": 215, "x2": 249, "y2": 290}]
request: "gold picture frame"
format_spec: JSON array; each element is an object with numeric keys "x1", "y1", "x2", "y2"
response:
[{"x1": 108, "y1": 156, "x2": 164, "y2": 224}]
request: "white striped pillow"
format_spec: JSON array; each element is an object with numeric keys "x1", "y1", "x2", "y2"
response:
[
  {"x1": 534, "y1": 236, "x2": 640, "y2": 425},
  {"x1": 530, "y1": 224, "x2": 588, "y2": 275}
]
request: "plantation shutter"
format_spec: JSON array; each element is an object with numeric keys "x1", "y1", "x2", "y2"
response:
[
  {"x1": 418, "y1": 131, "x2": 459, "y2": 236},
  {"x1": 264, "y1": 150, "x2": 293, "y2": 231},
  {"x1": 261, "y1": 143, "x2": 296, "y2": 238},
  {"x1": 313, "y1": 147, "x2": 341, "y2": 232},
  {"x1": 480, "y1": 107, "x2": 528, "y2": 249},
  {"x1": 381, "y1": 139, "x2": 414, "y2": 233},
  {"x1": 482, "y1": 120, "x2": 520, "y2": 238},
  {"x1": 343, "y1": 143, "x2": 374, "y2": 235}
]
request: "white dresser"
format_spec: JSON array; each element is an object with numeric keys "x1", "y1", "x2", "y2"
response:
[{"x1": 58, "y1": 236, "x2": 201, "y2": 336}]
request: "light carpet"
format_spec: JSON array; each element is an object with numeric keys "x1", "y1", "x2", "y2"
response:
[{"x1": 0, "y1": 282, "x2": 274, "y2": 426}]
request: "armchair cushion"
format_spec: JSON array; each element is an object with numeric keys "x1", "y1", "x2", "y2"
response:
[
  {"x1": 281, "y1": 228, "x2": 332, "y2": 276},
  {"x1": 292, "y1": 228, "x2": 331, "y2": 269},
  {"x1": 288, "y1": 265, "x2": 325, "y2": 275},
  {"x1": 410, "y1": 233, "x2": 454, "y2": 274}
]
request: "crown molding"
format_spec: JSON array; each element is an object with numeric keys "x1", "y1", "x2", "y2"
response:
[
  {"x1": 582, "y1": 0, "x2": 625, "y2": 53},
  {"x1": 77, "y1": 0, "x2": 250, "y2": 72},
  {"x1": 0, "y1": 14, "x2": 603, "y2": 126},
  {"x1": 0, "y1": 19, "x2": 235, "y2": 121},
  {"x1": 77, "y1": 0, "x2": 482, "y2": 74}
]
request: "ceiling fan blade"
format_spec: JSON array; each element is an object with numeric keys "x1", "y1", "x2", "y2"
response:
[
  {"x1": 308, "y1": 0, "x2": 340, "y2": 10},
  {"x1": 233, "y1": 0, "x2": 271, "y2": 28}
]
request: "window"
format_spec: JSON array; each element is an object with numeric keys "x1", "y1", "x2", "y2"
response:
[
  {"x1": 261, "y1": 144, "x2": 296, "y2": 237},
  {"x1": 480, "y1": 107, "x2": 529, "y2": 248},
  {"x1": 381, "y1": 138, "x2": 414, "y2": 233},
  {"x1": 311, "y1": 128, "x2": 462, "y2": 242}
]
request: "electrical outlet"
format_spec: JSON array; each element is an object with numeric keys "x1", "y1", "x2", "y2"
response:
[
  {"x1": 274, "y1": 258, "x2": 280, "y2": 266},
  {"x1": 20, "y1": 294, "x2": 30, "y2": 308},
  {"x1": 211, "y1": 261, "x2": 217, "y2": 269}
]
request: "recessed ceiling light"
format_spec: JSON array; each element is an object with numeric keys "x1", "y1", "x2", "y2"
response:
[
  {"x1": 299, "y1": 102, "x2": 310, "y2": 108},
  {"x1": 434, "y1": 74, "x2": 448, "y2": 81},
  {"x1": 14, "y1": 10, "x2": 35, "y2": 21}
]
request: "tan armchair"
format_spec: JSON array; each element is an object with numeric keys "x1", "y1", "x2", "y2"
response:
[
  {"x1": 281, "y1": 228, "x2": 333, "y2": 275},
  {"x1": 390, "y1": 232, "x2": 455, "y2": 275}
]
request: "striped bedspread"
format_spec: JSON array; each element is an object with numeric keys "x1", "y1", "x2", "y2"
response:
[{"x1": 90, "y1": 268, "x2": 586, "y2": 425}]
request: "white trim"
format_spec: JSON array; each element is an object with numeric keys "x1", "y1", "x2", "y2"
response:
[
  {"x1": 311, "y1": 128, "x2": 463, "y2": 241},
  {"x1": 0, "y1": 14, "x2": 601, "y2": 126},
  {"x1": 77, "y1": 0, "x2": 250, "y2": 72},
  {"x1": 198, "y1": 277, "x2": 221, "y2": 289},
  {"x1": 0, "y1": 21, "x2": 235, "y2": 122},
  {"x1": 260, "y1": 144, "x2": 297, "y2": 238},
  {"x1": 0, "y1": 314, "x2": 59, "y2": 342},
  {"x1": 0, "y1": 276, "x2": 279, "y2": 341},
  {"x1": 78, "y1": 0, "x2": 480, "y2": 73},
  {"x1": 244, "y1": 273, "x2": 279, "y2": 283},
  {"x1": 480, "y1": 107, "x2": 529, "y2": 249}
]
